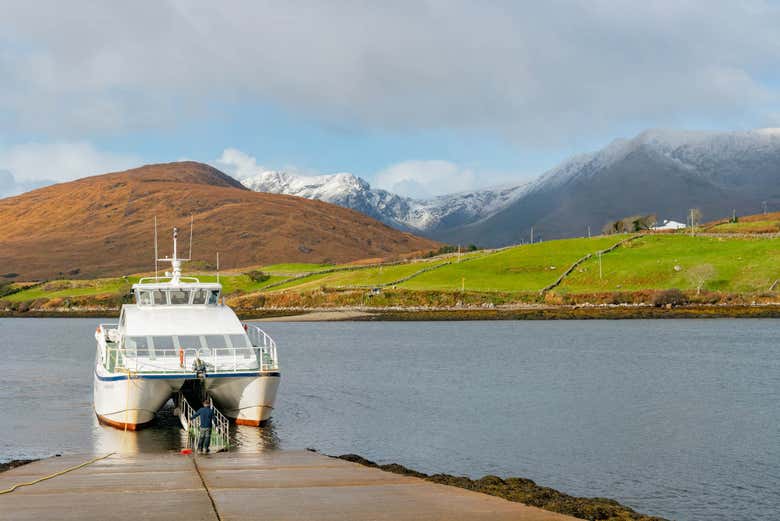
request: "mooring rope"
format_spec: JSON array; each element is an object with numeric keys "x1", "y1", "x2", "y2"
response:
[
  {"x1": 0, "y1": 367, "x2": 140, "y2": 495},
  {"x1": 0, "y1": 452, "x2": 116, "y2": 495}
]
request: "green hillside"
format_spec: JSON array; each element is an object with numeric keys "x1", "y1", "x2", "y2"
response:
[{"x1": 4, "y1": 232, "x2": 780, "y2": 312}]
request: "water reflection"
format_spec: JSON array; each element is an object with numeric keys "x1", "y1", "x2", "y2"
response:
[{"x1": 91, "y1": 402, "x2": 279, "y2": 454}]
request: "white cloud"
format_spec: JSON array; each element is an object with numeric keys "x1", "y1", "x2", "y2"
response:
[
  {"x1": 0, "y1": 2, "x2": 779, "y2": 143},
  {"x1": 0, "y1": 142, "x2": 140, "y2": 185},
  {"x1": 214, "y1": 148, "x2": 263, "y2": 179},
  {"x1": 374, "y1": 160, "x2": 477, "y2": 198}
]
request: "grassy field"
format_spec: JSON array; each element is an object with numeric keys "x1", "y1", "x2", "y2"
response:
[
  {"x1": 560, "y1": 234, "x2": 780, "y2": 293},
  {"x1": 258, "y1": 263, "x2": 335, "y2": 274},
  {"x1": 703, "y1": 211, "x2": 780, "y2": 234},
  {"x1": 2, "y1": 277, "x2": 137, "y2": 302},
  {"x1": 400, "y1": 236, "x2": 622, "y2": 292},
  {"x1": 5, "y1": 232, "x2": 780, "y2": 310}
]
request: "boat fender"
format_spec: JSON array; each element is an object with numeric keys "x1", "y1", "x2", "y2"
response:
[
  {"x1": 179, "y1": 348, "x2": 184, "y2": 368},
  {"x1": 243, "y1": 324, "x2": 248, "y2": 331}
]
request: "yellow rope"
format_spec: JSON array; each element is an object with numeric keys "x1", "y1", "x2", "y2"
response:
[
  {"x1": 0, "y1": 364, "x2": 141, "y2": 495},
  {"x1": 0, "y1": 452, "x2": 116, "y2": 495}
]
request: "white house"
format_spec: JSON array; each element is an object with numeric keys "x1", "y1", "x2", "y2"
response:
[{"x1": 651, "y1": 219, "x2": 686, "y2": 231}]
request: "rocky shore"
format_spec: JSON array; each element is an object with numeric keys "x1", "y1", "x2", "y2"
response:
[
  {"x1": 0, "y1": 459, "x2": 36, "y2": 473},
  {"x1": 337, "y1": 454, "x2": 668, "y2": 521},
  {"x1": 4, "y1": 303, "x2": 780, "y2": 321}
]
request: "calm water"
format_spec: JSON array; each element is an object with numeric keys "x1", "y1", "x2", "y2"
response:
[{"x1": 0, "y1": 318, "x2": 778, "y2": 521}]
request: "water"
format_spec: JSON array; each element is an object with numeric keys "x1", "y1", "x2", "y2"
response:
[{"x1": 0, "y1": 318, "x2": 778, "y2": 521}]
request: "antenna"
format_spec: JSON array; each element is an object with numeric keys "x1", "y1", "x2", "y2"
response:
[
  {"x1": 154, "y1": 216, "x2": 158, "y2": 281},
  {"x1": 188, "y1": 214, "x2": 193, "y2": 261},
  {"x1": 216, "y1": 252, "x2": 220, "y2": 284}
]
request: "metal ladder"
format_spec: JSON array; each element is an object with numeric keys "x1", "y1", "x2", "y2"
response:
[{"x1": 178, "y1": 391, "x2": 231, "y2": 452}]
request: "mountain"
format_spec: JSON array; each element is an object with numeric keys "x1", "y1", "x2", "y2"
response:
[
  {"x1": 240, "y1": 170, "x2": 528, "y2": 236},
  {"x1": 0, "y1": 162, "x2": 439, "y2": 280},
  {"x1": 440, "y1": 128, "x2": 780, "y2": 245},
  {"x1": 238, "y1": 128, "x2": 780, "y2": 246}
]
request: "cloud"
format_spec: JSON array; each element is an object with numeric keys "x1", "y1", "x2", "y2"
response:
[
  {"x1": 374, "y1": 160, "x2": 477, "y2": 198},
  {"x1": 0, "y1": 142, "x2": 141, "y2": 195},
  {"x1": 1, "y1": 2, "x2": 779, "y2": 143},
  {"x1": 0, "y1": 169, "x2": 52, "y2": 198},
  {"x1": 214, "y1": 148, "x2": 264, "y2": 179}
]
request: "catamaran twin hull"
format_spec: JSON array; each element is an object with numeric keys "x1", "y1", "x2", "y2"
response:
[
  {"x1": 92, "y1": 226, "x2": 281, "y2": 431},
  {"x1": 93, "y1": 369, "x2": 280, "y2": 430}
]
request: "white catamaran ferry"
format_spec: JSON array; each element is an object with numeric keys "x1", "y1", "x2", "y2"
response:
[{"x1": 93, "y1": 228, "x2": 280, "y2": 430}]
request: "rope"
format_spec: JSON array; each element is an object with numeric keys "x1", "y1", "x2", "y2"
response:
[
  {"x1": 0, "y1": 354, "x2": 138, "y2": 494},
  {"x1": 0, "y1": 452, "x2": 116, "y2": 495}
]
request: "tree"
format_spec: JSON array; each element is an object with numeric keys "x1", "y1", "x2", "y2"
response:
[
  {"x1": 602, "y1": 213, "x2": 655, "y2": 234},
  {"x1": 689, "y1": 208, "x2": 702, "y2": 228},
  {"x1": 686, "y1": 264, "x2": 715, "y2": 295}
]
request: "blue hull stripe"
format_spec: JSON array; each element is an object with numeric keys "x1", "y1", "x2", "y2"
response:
[{"x1": 95, "y1": 371, "x2": 280, "y2": 381}]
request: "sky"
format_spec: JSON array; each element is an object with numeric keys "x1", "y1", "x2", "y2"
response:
[{"x1": 1, "y1": 1, "x2": 780, "y2": 198}]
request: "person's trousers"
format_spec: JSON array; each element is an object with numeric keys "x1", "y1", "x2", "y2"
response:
[{"x1": 198, "y1": 428, "x2": 211, "y2": 452}]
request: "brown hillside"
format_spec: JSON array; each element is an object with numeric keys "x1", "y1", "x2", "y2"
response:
[{"x1": 0, "y1": 162, "x2": 440, "y2": 279}]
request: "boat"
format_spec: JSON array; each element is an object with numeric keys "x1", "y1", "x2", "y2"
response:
[{"x1": 93, "y1": 227, "x2": 280, "y2": 430}]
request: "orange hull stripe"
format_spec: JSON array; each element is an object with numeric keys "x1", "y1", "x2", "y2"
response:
[
  {"x1": 96, "y1": 414, "x2": 154, "y2": 431},
  {"x1": 235, "y1": 418, "x2": 262, "y2": 427}
]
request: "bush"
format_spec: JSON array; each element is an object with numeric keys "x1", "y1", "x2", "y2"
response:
[
  {"x1": 652, "y1": 289, "x2": 687, "y2": 308},
  {"x1": 245, "y1": 270, "x2": 271, "y2": 283}
]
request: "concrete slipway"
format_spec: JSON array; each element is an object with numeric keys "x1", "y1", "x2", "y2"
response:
[{"x1": 0, "y1": 450, "x2": 577, "y2": 520}]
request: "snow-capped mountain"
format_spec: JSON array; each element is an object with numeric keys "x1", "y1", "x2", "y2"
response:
[
  {"x1": 437, "y1": 128, "x2": 780, "y2": 246},
  {"x1": 236, "y1": 127, "x2": 780, "y2": 246},
  {"x1": 239, "y1": 169, "x2": 528, "y2": 235}
]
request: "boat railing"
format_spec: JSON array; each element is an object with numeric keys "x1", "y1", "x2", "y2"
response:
[
  {"x1": 245, "y1": 325, "x2": 278, "y2": 371},
  {"x1": 136, "y1": 275, "x2": 202, "y2": 284},
  {"x1": 101, "y1": 343, "x2": 278, "y2": 374},
  {"x1": 178, "y1": 391, "x2": 230, "y2": 452},
  {"x1": 96, "y1": 323, "x2": 278, "y2": 374}
]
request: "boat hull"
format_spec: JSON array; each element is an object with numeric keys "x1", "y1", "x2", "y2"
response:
[
  {"x1": 93, "y1": 372, "x2": 183, "y2": 429},
  {"x1": 93, "y1": 370, "x2": 280, "y2": 430},
  {"x1": 208, "y1": 373, "x2": 280, "y2": 426}
]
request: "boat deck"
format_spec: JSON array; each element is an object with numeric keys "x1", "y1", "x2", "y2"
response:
[{"x1": 0, "y1": 450, "x2": 576, "y2": 520}]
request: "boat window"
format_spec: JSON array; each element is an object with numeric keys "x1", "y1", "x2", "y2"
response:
[
  {"x1": 208, "y1": 290, "x2": 219, "y2": 305},
  {"x1": 126, "y1": 336, "x2": 149, "y2": 356},
  {"x1": 204, "y1": 334, "x2": 228, "y2": 349},
  {"x1": 191, "y1": 289, "x2": 208, "y2": 305},
  {"x1": 152, "y1": 290, "x2": 166, "y2": 305},
  {"x1": 169, "y1": 289, "x2": 189, "y2": 305},
  {"x1": 152, "y1": 335, "x2": 175, "y2": 351},
  {"x1": 137, "y1": 291, "x2": 153, "y2": 306},
  {"x1": 176, "y1": 335, "x2": 202, "y2": 349},
  {"x1": 229, "y1": 334, "x2": 251, "y2": 348}
]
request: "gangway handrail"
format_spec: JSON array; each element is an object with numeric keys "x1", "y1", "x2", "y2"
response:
[{"x1": 178, "y1": 392, "x2": 230, "y2": 452}]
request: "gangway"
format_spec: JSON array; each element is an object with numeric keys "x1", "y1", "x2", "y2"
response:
[{"x1": 177, "y1": 391, "x2": 230, "y2": 452}]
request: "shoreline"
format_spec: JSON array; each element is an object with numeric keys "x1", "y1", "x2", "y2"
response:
[
  {"x1": 0, "y1": 459, "x2": 37, "y2": 473},
  {"x1": 4, "y1": 303, "x2": 780, "y2": 320},
  {"x1": 1, "y1": 452, "x2": 665, "y2": 520},
  {"x1": 334, "y1": 453, "x2": 667, "y2": 521}
]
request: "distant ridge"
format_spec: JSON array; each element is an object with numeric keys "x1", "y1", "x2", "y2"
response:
[
  {"x1": 0, "y1": 162, "x2": 439, "y2": 279},
  {"x1": 443, "y1": 128, "x2": 780, "y2": 245},
  {"x1": 236, "y1": 128, "x2": 780, "y2": 246}
]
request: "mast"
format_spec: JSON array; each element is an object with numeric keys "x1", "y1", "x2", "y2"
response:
[{"x1": 157, "y1": 226, "x2": 184, "y2": 284}]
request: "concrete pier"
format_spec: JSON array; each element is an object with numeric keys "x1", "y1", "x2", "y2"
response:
[{"x1": 0, "y1": 451, "x2": 577, "y2": 520}]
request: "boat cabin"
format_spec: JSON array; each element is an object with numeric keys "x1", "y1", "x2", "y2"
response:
[{"x1": 133, "y1": 282, "x2": 221, "y2": 306}]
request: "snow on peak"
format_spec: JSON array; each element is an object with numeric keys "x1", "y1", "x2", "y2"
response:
[
  {"x1": 238, "y1": 167, "x2": 526, "y2": 232},
  {"x1": 533, "y1": 127, "x2": 780, "y2": 191}
]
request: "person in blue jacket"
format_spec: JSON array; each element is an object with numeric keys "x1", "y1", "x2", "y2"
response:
[{"x1": 191, "y1": 399, "x2": 214, "y2": 453}]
